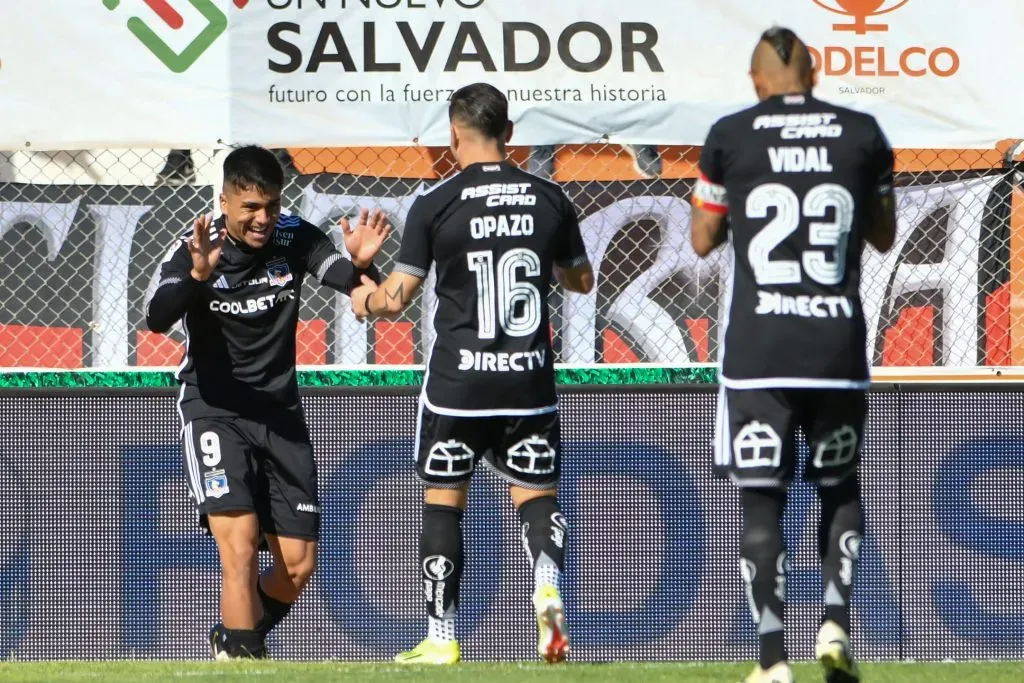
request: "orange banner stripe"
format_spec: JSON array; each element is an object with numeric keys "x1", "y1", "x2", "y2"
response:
[
  {"x1": 1011, "y1": 180, "x2": 1024, "y2": 365},
  {"x1": 286, "y1": 140, "x2": 1024, "y2": 181}
]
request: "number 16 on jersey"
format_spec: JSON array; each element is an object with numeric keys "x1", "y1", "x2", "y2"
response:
[{"x1": 467, "y1": 248, "x2": 543, "y2": 340}]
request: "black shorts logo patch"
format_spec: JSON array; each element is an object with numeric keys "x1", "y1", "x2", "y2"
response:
[{"x1": 203, "y1": 469, "x2": 230, "y2": 499}]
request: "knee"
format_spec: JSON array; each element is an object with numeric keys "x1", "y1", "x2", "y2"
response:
[
  {"x1": 820, "y1": 476, "x2": 863, "y2": 524},
  {"x1": 422, "y1": 504, "x2": 464, "y2": 553},
  {"x1": 220, "y1": 537, "x2": 259, "y2": 578},
  {"x1": 282, "y1": 546, "x2": 317, "y2": 592},
  {"x1": 739, "y1": 489, "x2": 786, "y2": 559},
  {"x1": 741, "y1": 521, "x2": 785, "y2": 563},
  {"x1": 209, "y1": 513, "x2": 260, "y2": 577},
  {"x1": 824, "y1": 486, "x2": 864, "y2": 540},
  {"x1": 820, "y1": 474, "x2": 861, "y2": 506},
  {"x1": 741, "y1": 520, "x2": 781, "y2": 547}
]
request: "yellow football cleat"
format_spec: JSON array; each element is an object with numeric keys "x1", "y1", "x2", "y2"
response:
[
  {"x1": 816, "y1": 620, "x2": 861, "y2": 682},
  {"x1": 393, "y1": 637, "x2": 460, "y2": 665},
  {"x1": 533, "y1": 584, "x2": 570, "y2": 664},
  {"x1": 742, "y1": 662, "x2": 795, "y2": 683}
]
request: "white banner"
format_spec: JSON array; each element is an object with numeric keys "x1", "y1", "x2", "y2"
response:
[
  {"x1": 2, "y1": 0, "x2": 1022, "y2": 149},
  {"x1": 0, "y1": 173, "x2": 1001, "y2": 368}
]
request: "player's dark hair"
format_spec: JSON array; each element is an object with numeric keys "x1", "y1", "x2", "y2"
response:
[
  {"x1": 761, "y1": 26, "x2": 799, "y2": 65},
  {"x1": 448, "y1": 83, "x2": 509, "y2": 141},
  {"x1": 222, "y1": 145, "x2": 284, "y2": 194}
]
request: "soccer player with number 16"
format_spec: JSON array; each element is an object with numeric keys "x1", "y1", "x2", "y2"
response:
[{"x1": 352, "y1": 83, "x2": 595, "y2": 665}]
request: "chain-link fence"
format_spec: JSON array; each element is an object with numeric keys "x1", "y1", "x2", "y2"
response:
[{"x1": 0, "y1": 142, "x2": 1021, "y2": 370}]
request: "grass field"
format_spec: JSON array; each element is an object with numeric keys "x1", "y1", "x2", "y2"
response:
[{"x1": 1, "y1": 661, "x2": 1022, "y2": 683}]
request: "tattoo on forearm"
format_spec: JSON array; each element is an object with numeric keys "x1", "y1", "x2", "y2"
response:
[
  {"x1": 384, "y1": 283, "x2": 406, "y2": 307},
  {"x1": 368, "y1": 282, "x2": 406, "y2": 315}
]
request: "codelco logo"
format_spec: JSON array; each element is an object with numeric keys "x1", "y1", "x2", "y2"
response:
[
  {"x1": 809, "y1": 0, "x2": 960, "y2": 78},
  {"x1": 103, "y1": 0, "x2": 247, "y2": 73}
]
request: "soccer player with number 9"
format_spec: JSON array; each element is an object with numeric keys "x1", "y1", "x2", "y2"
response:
[{"x1": 146, "y1": 146, "x2": 389, "y2": 660}]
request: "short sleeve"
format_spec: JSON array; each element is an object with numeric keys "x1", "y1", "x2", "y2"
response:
[
  {"x1": 395, "y1": 196, "x2": 433, "y2": 278},
  {"x1": 867, "y1": 118, "x2": 895, "y2": 196},
  {"x1": 555, "y1": 191, "x2": 589, "y2": 268},
  {"x1": 691, "y1": 121, "x2": 729, "y2": 215}
]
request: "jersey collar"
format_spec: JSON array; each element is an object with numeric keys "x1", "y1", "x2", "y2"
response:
[{"x1": 769, "y1": 92, "x2": 813, "y2": 106}]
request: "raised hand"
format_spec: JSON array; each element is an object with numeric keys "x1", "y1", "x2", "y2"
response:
[
  {"x1": 188, "y1": 214, "x2": 227, "y2": 282},
  {"x1": 341, "y1": 208, "x2": 392, "y2": 269}
]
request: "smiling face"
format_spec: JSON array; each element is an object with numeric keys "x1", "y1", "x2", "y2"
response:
[
  {"x1": 220, "y1": 183, "x2": 281, "y2": 249},
  {"x1": 217, "y1": 145, "x2": 286, "y2": 249}
]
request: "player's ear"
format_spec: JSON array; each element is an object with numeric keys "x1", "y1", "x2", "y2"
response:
[
  {"x1": 449, "y1": 123, "x2": 459, "y2": 154},
  {"x1": 218, "y1": 192, "x2": 228, "y2": 217},
  {"x1": 750, "y1": 71, "x2": 767, "y2": 101},
  {"x1": 504, "y1": 121, "x2": 513, "y2": 144}
]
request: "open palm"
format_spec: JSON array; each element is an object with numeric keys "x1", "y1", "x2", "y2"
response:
[
  {"x1": 188, "y1": 214, "x2": 227, "y2": 281},
  {"x1": 341, "y1": 208, "x2": 392, "y2": 269}
]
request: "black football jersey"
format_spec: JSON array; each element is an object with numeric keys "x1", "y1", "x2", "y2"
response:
[
  {"x1": 693, "y1": 93, "x2": 895, "y2": 388},
  {"x1": 147, "y1": 214, "x2": 365, "y2": 423},
  {"x1": 395, "y1": 161, "x2": 589, "y2": 415}
]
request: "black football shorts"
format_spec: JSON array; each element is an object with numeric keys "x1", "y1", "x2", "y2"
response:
[
  {"x1": 714, "y1": 387, "x2": 866, "y2": 488},
  {"x1": 415, "y1": 404, "x2": 562, "y2": 490},
  {"x1": 181, "y1": 414, "x2": 320, "y2": 540}
]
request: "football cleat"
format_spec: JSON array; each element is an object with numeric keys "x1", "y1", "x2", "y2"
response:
[
  {"x1": 208, "y1": 623, "x2": 267, "y2": 660},
  {"x1": 816, "y1": 620, "x2": 861, "y2": 682},
  {"x1": 533, "y1": 584, "x2": 570, "y2": 664},
  {"x1": 393, "y1": 637, "x2": 461, "y2": 665},
  {"x1": 742, "y1": 662, "x2": 795, "y2": 683},
  {"x1": 209, "y1": 623, "x2": 232, "y2": 661}
]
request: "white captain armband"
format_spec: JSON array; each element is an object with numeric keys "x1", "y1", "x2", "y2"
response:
[{"x1": 692, "y1": 173, "x2": 728, "y2": 215}]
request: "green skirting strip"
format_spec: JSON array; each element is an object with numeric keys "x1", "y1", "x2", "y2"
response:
[{"x1": 0, "y1": 366, "x2": 718, "y2": 389}]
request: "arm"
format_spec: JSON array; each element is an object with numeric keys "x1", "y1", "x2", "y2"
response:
[
  {"x1": 690, "y1": 122, "x2": 730, "y2": 258},
  {"x1": 145, "y1": 245, "x2": 204, "y2": 334},
  {"x1": 553, "y1": 191, "x2": 595, "y2": 294},
  {"x1": 305, "y1": 209, "x2": 390, "y2": 295},
  {"x1": 690, "y1": 206, "x2": 728, "y2": 257},
  {"x1": 864, "y1": 120, "x2": 898, "y2": 253},
  {"x1": 865, "y1": 193, "x2": 897, "y2": 253},
  {"x1": 146, "y1": 216, "x2": 224, "y2": 333},
  {"x1": 555, "y1": 263, "x2": 594, "y2": 294},
  {"x1": 319, "y1": 251, "x2": 382, "y2": 296},
  {"x1": 361, "y1": 271, "x2": 425, "y2": 319},
  {"x1": 351, "y1": 196, "x2": 433, "y2": 321}
]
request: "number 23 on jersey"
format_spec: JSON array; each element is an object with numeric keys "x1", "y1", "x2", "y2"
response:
[{"x1": 746, "y1": 182, "x2": 855, "y2": 287}]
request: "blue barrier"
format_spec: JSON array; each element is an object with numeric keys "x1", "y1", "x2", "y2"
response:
[{"x1": 0, "y1": 388, "x2": 1020, "y2": 661}]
